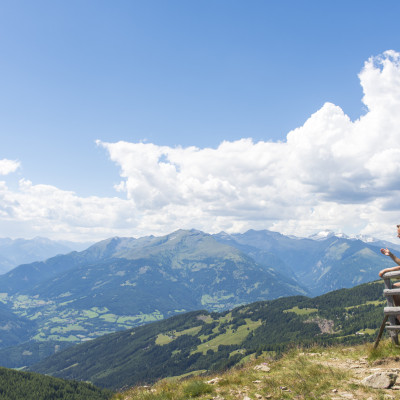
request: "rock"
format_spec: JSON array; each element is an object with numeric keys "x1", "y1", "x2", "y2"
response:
[
  {"x1": 391, "y1": 368, "x2": 400, "y2": 373},
  {"x1": 339, "y1": 393, "x2": 354, "y2": 399},
  {"x1": 207, "y1": 377, "x2": 221, "y2": 385},
  {"x1": 254, "y1": 363, "x2": 270, "y2": 372},
  {"x1": 361, "y1": 372, "x2": 398, "y2": 389}
]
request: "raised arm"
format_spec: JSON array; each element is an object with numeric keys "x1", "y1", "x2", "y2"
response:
[
  {"x1": 379, "y1": 248, "x2": 400, "y2": 277},
  {"x1": 381, "y1": 248, "x2": 400, "y2": 265}
]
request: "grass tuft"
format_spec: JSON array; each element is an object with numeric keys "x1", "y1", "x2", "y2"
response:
[
  {"x1": 368, "y1": 338, "x2": 400, "y2": 361},
  {"x1": 182, "y1": 380, "x2": 214, "y2": 398}
]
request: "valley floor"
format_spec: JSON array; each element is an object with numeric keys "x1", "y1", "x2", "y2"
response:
[{"x1": 115, "y1": 340, "x2": 400, "y2": 400}]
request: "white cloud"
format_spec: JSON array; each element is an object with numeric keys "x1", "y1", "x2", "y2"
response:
[
  {"x1": 0, "y1": 179, "x2": 137, "y2": 241},
  {"x1": 0, "y1": 159, "x2": 20, "y2": 175},
  {"x1": 97, "y1": 50, "x2": 400, "y2": 241},
  {"x1": 2, "y1": 51, "x2": 400, "y2": 242}
]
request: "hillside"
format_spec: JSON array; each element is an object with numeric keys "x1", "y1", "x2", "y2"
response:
[
  {"x1": 0, "y1": 302, "x2": 36, "y2": 348},
  {"x1": 0, "y1": 229, "x2": 307, "y2": 361},
  {"x1": 0, "y1": 366, "x2": 113, "y2": 400},
  {"x1": 30, "y1": 280, "x2": 387, "y2": 390},
  {"x1": 114, "y1": 341, "x2": 400, "y2": 400}
]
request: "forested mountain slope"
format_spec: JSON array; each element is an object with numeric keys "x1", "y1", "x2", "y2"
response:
[
  {"x1": 0, "y1": 367, "x2": 112, "y2": 400},
  {"x1": 30, "y1": 280, "x2": 386, "y2": 390}
]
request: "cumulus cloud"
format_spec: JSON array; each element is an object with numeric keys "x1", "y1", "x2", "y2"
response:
[
  {"x1": 2, "y1": 51, "x2": 400, "y2": 241},
  {"x1": 97, "y1": 50, "x2": 400, "y2": 241},
  {"x1": 0, "y1": 159, "x2": 20, "y2": 175},
  {"x1": 0, "y1": 179, "x2": 137, "y2": 241}
]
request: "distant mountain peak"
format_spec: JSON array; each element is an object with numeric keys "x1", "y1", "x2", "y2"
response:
[
  {"x1": 307, "y1": 230, "x2": 393, "y2": 245},
  {"x1": 352, "y1": 234, "x2": 379, "y2": 243},
  {"x1": 308, "y1": 230, "x2": 349, "y2": 241}
]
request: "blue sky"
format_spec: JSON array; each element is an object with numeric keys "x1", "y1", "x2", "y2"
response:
[{"x1": 1, "y1": 1, "x2": 400, "y2": 241}]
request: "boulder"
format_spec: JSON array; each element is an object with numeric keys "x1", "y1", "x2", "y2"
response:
[
  {"x1": 254, "y1": 363, "x2": 271, "y2": 372},
  {"x1": 361, "y1": 372, "x2": 398, "y2": 389}
]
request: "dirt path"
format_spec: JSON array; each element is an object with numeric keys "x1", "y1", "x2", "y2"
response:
[{"x1": 304, "y1": 351, "x2": 400, "y2": 399}]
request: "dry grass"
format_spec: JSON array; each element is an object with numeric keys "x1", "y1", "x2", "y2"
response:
[
  {"x1": 114, "y1": 342, "x2": 400, "y2": 400},
  {"x1": 368, "y1": 338, "x2": 400, "y2": 362}
]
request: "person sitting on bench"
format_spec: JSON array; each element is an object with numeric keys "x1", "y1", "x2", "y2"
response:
[{"x1": 379, "y1": 224, "x2": 400, "y2": 308}]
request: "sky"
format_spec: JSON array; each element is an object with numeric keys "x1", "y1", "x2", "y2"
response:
[{"x1": 1, "y1": 0, "x2": 400, "y2": 243}]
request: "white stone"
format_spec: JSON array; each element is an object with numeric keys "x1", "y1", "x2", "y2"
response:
[
  {"x1": 339, "y1": 393, "x2": 354, "y2": 399},
  {"x1": 206, "y1": 377, "x2": 221, "y2": 385}
]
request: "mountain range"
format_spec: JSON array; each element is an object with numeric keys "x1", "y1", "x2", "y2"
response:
[
  {"x1": 0, "y1": 228, "x2": 395, "y2": 369},
  {"x1": 0, "y1": 237, "x2": 92, "y2": 275},
  {"x1": 0, "y1": 230, "x2": 307, "y2": 348},
  {"x1": 213, "y1": 229, "x2": 397, "y2": 294}
]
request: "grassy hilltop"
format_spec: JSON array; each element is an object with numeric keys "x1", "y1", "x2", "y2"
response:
[{"x1": 114, "y1": 340, "x2": 400, "y2": 400}]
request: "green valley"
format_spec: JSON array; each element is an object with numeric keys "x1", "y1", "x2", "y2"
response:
[{"x1": 30, "y1": 280, "x2": 387, "y2": 390}]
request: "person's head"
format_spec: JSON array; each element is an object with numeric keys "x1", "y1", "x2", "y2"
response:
[{"x1": 397, "y1": 224, "x2": 400, "y2": 238}]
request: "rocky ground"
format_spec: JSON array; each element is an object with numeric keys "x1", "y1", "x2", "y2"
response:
[{"x1": 299, "y1": 349, "x2": 400, "y2": 399}]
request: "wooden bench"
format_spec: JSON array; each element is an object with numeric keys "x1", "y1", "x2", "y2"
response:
[{"x1": 376, "y1": 270, "x2": 400, "y2": 347}]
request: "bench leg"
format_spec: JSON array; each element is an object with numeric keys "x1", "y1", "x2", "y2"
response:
[
  {"x1": 374, "y1": 315, "x2": 389, "y2": 349},
  {"x1": 391, "y1": 331, "x2": 399, "y2": 345}
]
